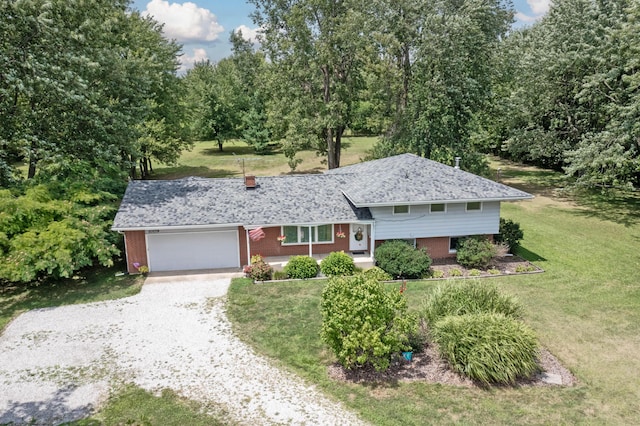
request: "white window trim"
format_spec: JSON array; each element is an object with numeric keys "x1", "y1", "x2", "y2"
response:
[
  {"x1": 466, "y1": 202, "x2": 483, "y2": 212},
  {"x1": 280, "y1": 224, "x2": 334, "y2": 245},
  {"x1": 393, "y1": 205, "x2": 410, "y2": 215},
  {"x1": 429, "y1": 203, "x2": 446, "y2": 214}
]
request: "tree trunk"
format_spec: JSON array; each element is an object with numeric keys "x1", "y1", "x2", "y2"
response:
[
  {"x1": 27, "y1": 142, "x2": 37, "y2": 179},
  {"x1": 327, "y1": 127, "x2": 337, "y2": 169},
  {"x1": 218, "y1": 139, "x2": 223, "y2": 152}
]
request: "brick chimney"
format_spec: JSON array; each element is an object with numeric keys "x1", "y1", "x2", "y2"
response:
[{"x1": 244, "y1": 175, "x2": 256, "y2": 189}]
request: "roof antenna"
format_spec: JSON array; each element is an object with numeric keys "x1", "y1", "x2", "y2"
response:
[{"x1": 454, "y1": 157, "x2": 461, "y2": 169}]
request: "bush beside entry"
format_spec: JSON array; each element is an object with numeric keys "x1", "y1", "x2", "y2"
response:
[
  {"x1": 283, "y1": 255, "x2": 319, "y2": 279},
  {"x1": 321, "y1": 275, "x2": 416, "y2": 371},
  {"x1": 320, "y1": 251, "x2": 356, "y2": 277}
]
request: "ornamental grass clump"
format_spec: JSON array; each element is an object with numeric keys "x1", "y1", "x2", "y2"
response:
[
  {"x1": 320, "y1": 251, "x2": 356, "y2": 277},
  {"x1": 432, "y1": 313, "x2": 539, "y2": 385},
  {"x1": 283, "y1": 255, "x2": 318, "y2": 279},
  {"x1": 423, "y1": 281, "x2": 523, "y2": 326},
  {"x1": 321, "y1": 275, "x2": 416, "y2": 371}
]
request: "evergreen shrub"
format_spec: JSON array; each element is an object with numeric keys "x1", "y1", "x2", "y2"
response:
[
  {"x1": 283, "y1": 255, "x2": 318, "y2": 279},
  {"x1": 374, "y1": 240, "x2": 432, "y2": 279}
]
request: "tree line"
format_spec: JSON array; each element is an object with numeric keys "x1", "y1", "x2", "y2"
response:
[{"x1": 1, "y1": 0, "x2": 638, "y2": 284}]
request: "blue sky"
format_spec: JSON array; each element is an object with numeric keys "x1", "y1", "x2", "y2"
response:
[{"x1": 131, "y1": 0, "x2": 549, "y2": 72}]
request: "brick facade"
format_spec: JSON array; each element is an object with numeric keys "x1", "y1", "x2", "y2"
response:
[
  {"x1": 242, "y1": 224, "x2": 355, "y2": 263},
  {"x1": 374, "y1": 234, "x2": 494, "y2": 260},
  {"x1": 123, "y1": 231, "x2": 148, "y2": 273}
]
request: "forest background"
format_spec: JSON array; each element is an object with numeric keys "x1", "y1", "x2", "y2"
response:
[{"x1": 1, "y1": 0, "x2": 638, "y2": 284}]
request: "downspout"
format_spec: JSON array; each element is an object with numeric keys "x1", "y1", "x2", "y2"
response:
[
  {"x1": 308, "y1": 225, "x2": 313, "y2": 257},
  {"x1": 370, "y1": 223, "x2": 375, "y2": 260},
  {"x1": 245, "y1": 228, "x2": 251, "y2": 266}
]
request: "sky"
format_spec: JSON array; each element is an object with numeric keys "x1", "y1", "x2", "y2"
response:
[{"x1": 131, "y1": 0, "x2": 551, "y2": 73}]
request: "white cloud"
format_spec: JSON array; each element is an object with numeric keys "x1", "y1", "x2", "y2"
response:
[
  {"x1": 178, "y1": 47, "x2": 208, "y2": 73},
  {"x1": 515, "y1": 11, "x2": 541, "y2": 23},
  {"x1": 527, "y1": 0, "x2": 551, "y2": 15},
  {"x1": 234, "y1": 25, "x2": 261, "y2": 45},
  {"x1": 142, "y1": 0, "x2": 224, "y2": 43}
]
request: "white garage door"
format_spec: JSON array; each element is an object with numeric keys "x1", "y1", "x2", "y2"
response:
[{"x1": 147, "y1": 229, "x2": 239, "y2": 272}]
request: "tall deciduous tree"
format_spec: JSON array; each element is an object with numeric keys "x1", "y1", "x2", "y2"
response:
[
  {"x1": 0, "y1": 0, "x2": 188, "y2": 182},
  {"x1": 370, "y1": 0, "x2": 513, "y2": 175},
  {"x1": 250, "y1": 0, "x2": 371, "y2": 169}
]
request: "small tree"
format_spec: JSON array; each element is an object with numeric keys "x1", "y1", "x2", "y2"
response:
[
  {"x1": 374, "y1": 240, "x2": 432, "y2": 279},
  {"x1": 495, "y1": 218, "x2": 524, "y2": 252},
  {"x1": 321, "y1": 275, "x2": 416, "y2": 371}
]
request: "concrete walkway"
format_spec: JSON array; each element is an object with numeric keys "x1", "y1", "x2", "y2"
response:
[{"x1": 0, "y1": 273, "x2": 367, "y2": 425}]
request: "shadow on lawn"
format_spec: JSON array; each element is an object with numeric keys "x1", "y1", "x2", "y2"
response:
[
  {"x1": 515, "y1": 246, "x2": 547, "y2": 262},
  {"x1": 568, "y1": 190, "x2": 640, "y2": 228}
]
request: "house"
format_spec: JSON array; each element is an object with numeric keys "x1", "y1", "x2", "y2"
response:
[{"x1": 111, "y1": 153, "x2": 532, "y2": 273}]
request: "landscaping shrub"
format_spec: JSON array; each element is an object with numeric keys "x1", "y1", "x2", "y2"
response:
[
  {"x1": 320, "y1": 275, "x2": 416, "y2": 371},
  {"x1": 422, "y1": 281, "x2": 523, "y2": 326},
  {"x1": 495, "y1": 218, "x2": 524, "y2": 252},
  {"x1": 244, "y1": 254, "x2": 273, "y2": 281},
  {"x1": 455, "y1": 236, "x2": 496, "y2": 269},
  {"x1": 374, "y1": 240, "x2": 432, "y2": 279},
  {"x1": 431, "y1": 269, "x2": 445, "y2": 279},
  {"x1": 469, "y1": 269, "x2": 481, "y2": 276},
  {"x1": 449, "y1": 268, "x2": 462, "y2": 277},
  {"x1": 283, "y1": 255, "x2": 318, "y2": 279},
  {"x1": 361, "y1": 266, "x2": 392, "y2": 281},
  {"x1": 432, "y1": 313, "x2": 539, "y2": 385},
  {"x1": 320, "y1": 251, "x2": 356, "y2": 277}
]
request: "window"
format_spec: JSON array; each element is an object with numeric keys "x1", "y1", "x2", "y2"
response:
[
  {"x1": 393, "y1": 205, "x2": 410, "y2": 214},
  {"x1": 466, "y1": 202, "x2": 482, "y2": 211},
  {"x1": 282, "y1": 225, "x2": 333, "y2": 244},
  {"x1": 430, "y1": 203, "x2": 445, "y2": 213},
  {"x1": 449, "y1": 236, "x2": 464, "y2": 253}
]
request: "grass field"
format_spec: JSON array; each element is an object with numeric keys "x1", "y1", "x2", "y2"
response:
[
  {"x1": 227, "y1": 160, "x2": 640, "y2": 425},
  {"x1": 150, "y1": 136, "x2": 378, "y2": 179}
]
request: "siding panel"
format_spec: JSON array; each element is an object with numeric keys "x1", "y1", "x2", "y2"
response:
[{"x1": 371, "y1": 202, "x2": 500, "y2": 239}]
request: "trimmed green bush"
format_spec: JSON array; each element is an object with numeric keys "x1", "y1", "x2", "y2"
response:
[
  {"x1": 456, "y1": 236, "x2": 497, "y2": 269},
  {"x1": 320, "y1": 251, "x2": 356, "y2": 277},
  {"x1": 422, "y1": 281, "x2": 523, "y2": 326},
  {"x1": 283, "y1": 255, "x2": 319, "y2": 279},
  {"x1": 432, "y1": 313, "x2": 539, "y2": 385},
  {"x1": 374, "y1": 240, "x2": 432, "y2": 279},
  {"x1": 361, "y1": 266, "x2": 393, "y2": 281},
  {"x1": 272, "y1": 270, "x2": 288, "y2": 280},
  {"x1": 495, "y1": 218, "x2": 524, "y2": 252},
  {"x1": 320, "y1": 275, "x2": 416, "y2": 371}
]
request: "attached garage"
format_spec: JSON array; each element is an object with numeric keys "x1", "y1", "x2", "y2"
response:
[{"x1": 146, "y1": 228, "x2": 240, "y2": 272}]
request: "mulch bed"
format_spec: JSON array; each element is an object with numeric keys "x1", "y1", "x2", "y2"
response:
[
  {"x1": 429, "y1": 255, "x2": 543, "y2": 279},
  {"x1": 328, "y1": 344, "x2": 577, "y2": 388}
]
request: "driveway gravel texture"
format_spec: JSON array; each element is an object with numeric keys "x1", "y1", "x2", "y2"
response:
[{"x1": 0, "y1": 274, "x2": 368, "y2": 425}]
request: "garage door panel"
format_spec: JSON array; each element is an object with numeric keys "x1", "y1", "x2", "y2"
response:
[{"x1": 147, "y1": 230, "x2": 239, "y2": 271}]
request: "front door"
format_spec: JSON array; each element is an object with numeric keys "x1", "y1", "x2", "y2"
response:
[{"x1": 349, "y1": 224, "x2": 368, "y2": 252}]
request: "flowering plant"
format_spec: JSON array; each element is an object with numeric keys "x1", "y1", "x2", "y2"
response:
[
  {"x1": 133, "y1": 262, "x2": 149, "y2": 274},
  {"x1": 277, "y1": 235, "x2": 287, "y2": 242},
  {"x1": 336, "y1": 231, "x2": 346, "y2": 239}
]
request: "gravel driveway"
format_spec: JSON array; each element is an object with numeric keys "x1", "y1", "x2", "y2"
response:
[{"x1": 0, "y1": 273, "x2": 367, "y2": 425}]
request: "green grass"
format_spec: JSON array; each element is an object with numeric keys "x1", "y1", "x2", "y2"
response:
[
  {"x1": 0, "y1": 262, "x2": 143, "y2": 332},
  {"x1": 227, "y1": 159, "x2": 640, "y2": 424},
  {"x1": 151, "y1": 136, "x2": 378, "y2": 179},
  {"x1": 74, "y1": 385, "x2": 234, "y2": 425}
]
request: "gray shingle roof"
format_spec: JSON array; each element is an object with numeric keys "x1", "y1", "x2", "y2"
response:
[
  {"x1": 112, "y1": 174, "x2": 372, "y2": 230},
  {"x1": 326, "y1": 153, "x2": 532, "y2": 206},
  {"x1": 112, "y1": 153, "x2": 531, "y2": 230}
]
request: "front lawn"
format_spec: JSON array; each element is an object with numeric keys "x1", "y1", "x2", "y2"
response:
[{"x1": 227, "y1": 163, "x2": 640, "y2": 424}]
